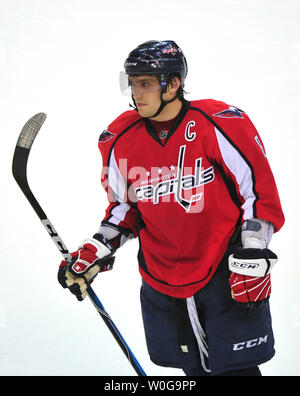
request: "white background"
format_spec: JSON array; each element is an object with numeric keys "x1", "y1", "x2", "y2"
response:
[{"x1": 1, "y1": 0, "x2": 299, "y2": 376}]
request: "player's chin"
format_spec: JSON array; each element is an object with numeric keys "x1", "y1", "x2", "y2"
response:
[
  {"x1": 138, "y1": 106, "x2": 158, "y2": 118},
  {"x1": 137, "y1": 107, "x2": 149, "y2": 117}
]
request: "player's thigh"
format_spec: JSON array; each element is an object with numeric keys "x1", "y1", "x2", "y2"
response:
[{"x1": 140, "y1": 280, "x2": 201, "y2": 368}]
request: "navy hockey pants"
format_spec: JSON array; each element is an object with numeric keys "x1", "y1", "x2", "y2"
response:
[{"x1": 140, "y1": 259, "x2": 275, "y2": 376}]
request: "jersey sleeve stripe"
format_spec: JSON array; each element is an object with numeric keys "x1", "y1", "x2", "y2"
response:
[
  {"x1": 189, "y1": 106, "x2": 259, "y2": 220},
  {"x1": 108, "y1": 148, "x2": 126, "y2": 203},
  {"x1": 106, "y1": 147, "x2": 132, "y2": 226},
  {"x1": 109, "y1": 203, "x2": 132, "y2": 225},
  {"x1": 214, "y1": 127, "x2": 256, "y2": 220}
]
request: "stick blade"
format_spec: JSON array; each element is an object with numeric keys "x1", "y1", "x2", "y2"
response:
[{"x1": 17, "y1": 113, "x2": 47, "y2": 150}]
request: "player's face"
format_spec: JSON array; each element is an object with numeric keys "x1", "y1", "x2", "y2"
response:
[{"x1": 129, "y1": 76, "x2": 162, "y2": 118}]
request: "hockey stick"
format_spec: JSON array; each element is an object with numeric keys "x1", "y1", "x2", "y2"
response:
[{"x1": 12, "y1": 113, "x2": 146, "y2": 376}]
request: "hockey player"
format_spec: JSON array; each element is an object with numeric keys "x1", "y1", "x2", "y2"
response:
[{"x1": 58, "y1": 40, "x2": 285, "y2": 376}]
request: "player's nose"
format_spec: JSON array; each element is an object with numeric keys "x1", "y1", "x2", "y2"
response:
[{"x1": 133, "y1": 91, "x2": 143, "y2": 100}]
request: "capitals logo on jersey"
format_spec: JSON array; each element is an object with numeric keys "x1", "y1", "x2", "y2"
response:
[
  {"x1": 135, "y1": 145, "x2": 215, "y2": 213},
  {"x1": 213, "y1": 106, "x2": 245, "y2": 119}
]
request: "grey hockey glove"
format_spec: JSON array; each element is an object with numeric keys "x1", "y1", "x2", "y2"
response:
[
  {"x1": 58, "y1": 234, "x2": 115, "y2": 301},
  {"x1": 228, "y1": 219, "x2": 277, "y2": 303}
]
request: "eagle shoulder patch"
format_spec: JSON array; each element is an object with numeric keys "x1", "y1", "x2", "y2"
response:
[
  {"x1": 99, "y1": 129, "x2": 116, "y2": 143},
  {"x1": 213, "y1": 106, "x2": 245, "y2": 119}
]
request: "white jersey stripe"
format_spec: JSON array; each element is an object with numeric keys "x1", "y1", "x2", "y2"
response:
[
  {"x1": 108, "y1": 148, "x2": 126, "y2": 202},
  {"x1": 108, "y1": 148, "x2": 131, "y2": 225},
  {"x1": 109, "y1": 203, "x2": 131, "y2": 225},
  {"x1": 214, "y1": 127, "x2": 256, "y2": 220}
]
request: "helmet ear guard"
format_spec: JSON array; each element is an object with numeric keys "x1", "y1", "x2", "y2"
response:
[{"x1": 158, "y1": 74, "x2": 168, "y2": 93}]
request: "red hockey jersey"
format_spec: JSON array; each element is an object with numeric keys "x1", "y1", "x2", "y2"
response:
[{"x1": 98, "y1": 99, "x2": 284, "y2": 298}]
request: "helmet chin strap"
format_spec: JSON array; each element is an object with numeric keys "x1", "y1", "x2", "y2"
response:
[{"x1": 130, "y1": 89, "x2": 180, "y2": 119}]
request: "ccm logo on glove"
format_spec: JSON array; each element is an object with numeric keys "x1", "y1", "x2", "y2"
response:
[
  {"x1": 229, "y1": 248, "x2": 277, "y2": 277},
  {"x1": 228, "y1": 247, "x2": 277, "y2": 303}
]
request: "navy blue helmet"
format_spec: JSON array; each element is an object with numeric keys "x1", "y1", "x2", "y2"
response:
[{"x1": 124, "y1": 40, "x2": 188, "y2": 89}]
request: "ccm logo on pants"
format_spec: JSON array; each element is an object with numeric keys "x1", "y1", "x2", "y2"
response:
[{"x1": 233, "y1": 335, "x2": 268, "y2": 351}]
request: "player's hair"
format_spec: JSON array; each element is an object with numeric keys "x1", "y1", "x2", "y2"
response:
[{"x1": 167, "y1": 72, "x2": 186, "y2": 98}]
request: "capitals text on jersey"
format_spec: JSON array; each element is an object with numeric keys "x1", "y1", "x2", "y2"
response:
[{"x1": 134, "y1": 145, "x2": 215, "y2": 212}]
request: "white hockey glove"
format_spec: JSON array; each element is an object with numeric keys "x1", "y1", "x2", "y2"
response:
[{"x1": 228, "y1": 219, "x2": 277, "y2": 303}]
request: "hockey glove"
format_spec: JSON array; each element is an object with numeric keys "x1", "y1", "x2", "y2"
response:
[
  {"x1": 228, "y1": 219, "x2": 277, "y2": 303},
  {"x1": 58, "y1": 234, "x2": 115, "y2": 301},
  {"x1": 228, "y1": 246, "x2": 277, "y2": 302},
  {"x1": 229, "y1": 272, "x2": 271, "y2": 303}
]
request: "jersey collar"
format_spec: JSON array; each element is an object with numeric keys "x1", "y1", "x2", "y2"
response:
[{"x1": 143, "y1": 99, "x2": 190, "y2": 147}]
